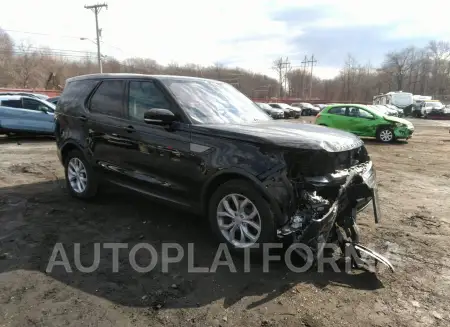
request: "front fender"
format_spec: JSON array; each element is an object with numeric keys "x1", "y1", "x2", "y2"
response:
[{"x1": 200, "y1": 167, "x2": 293, "y2": 226}]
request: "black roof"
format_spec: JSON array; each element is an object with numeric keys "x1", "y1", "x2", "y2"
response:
[{"x1": 67, "y1": 73, "x2": 217, "y2": 83}]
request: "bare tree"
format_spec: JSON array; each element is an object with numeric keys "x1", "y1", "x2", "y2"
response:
[
  {"x1": 381, "y1": 47, "x2": 415, "y2": 91},
  {"x1": 4, "y1": 28, "x2": 450, "y2": 102},
  {"x1": 12, "y1": 42, "x2": 42, "y2": 88},
  {"x1": 272, "y1": 58, "x2": 286, "y2": 97},
  {"x1": 0, "y1": 27, "x2": 14, "y2": 86}
]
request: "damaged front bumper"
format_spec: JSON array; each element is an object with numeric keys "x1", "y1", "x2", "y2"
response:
[
  {"x1": 394, "y1": 126, "x2": 414, "y2": 139},
  {"x1": 278, "y1": 161, "x2": 379, "y2": 237},
  {"x1": 276, "y1": 161, "x2": 392, "y2": 272}
]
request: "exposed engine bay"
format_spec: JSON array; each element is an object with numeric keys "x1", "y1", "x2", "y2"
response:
[{"x1": 277, "y1": 152, "x2": 394, "y2": 272}]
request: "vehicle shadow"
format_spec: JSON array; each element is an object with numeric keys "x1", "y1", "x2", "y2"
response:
[
  {"x1": 0, "y1": 134, "x2": 55, "y2": 144},
  {"x1": 361, "y1": 138, "x2": 408, "y2": 146},
  {"x1": 0, "y1": 180, "x2": 384, "y2": 310}
]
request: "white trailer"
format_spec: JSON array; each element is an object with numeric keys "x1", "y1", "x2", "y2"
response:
[
  {"x1": 373, "y1": 91, "x2": 414, "y2": 109},
  {"x1": 413, "y1": 95, "x2": 432, "y2": 102}
]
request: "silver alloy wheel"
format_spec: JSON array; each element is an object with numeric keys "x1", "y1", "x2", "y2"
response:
[
  {"x1": 216, "y1": 193, "x2": 262, "y2": 248},
  {"x1": 67, "y1": 157, "x2": 88, "y2": 193},
  {"x1": 379, "y1": 129, "x2": 393, "y2": 142}
]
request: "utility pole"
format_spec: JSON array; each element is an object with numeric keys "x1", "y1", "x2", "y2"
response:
[
  {"x1": 272, "y1": 57, "x2": 290, "y2": 97},
  {"x1": 307, "y1": 55, "x2": 317, "y2": 99},
  {"x1": 84, "y1": 3, "x2": 108, "y2": 73},
  {"x1": 283, "y1": 57, "x2": 292, "y2": 96},
  {"x1": 300, "y1": 55, "x2": 308, "y2": 98}
]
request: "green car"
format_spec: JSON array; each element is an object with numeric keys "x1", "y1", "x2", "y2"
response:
[{"x1": 316, "y1": 104, "x2": 414, "y2": 143}]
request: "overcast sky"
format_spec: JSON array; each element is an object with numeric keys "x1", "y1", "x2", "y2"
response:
[{"x1": 3, "y1": 0, "x2": 450, "y2": 79}]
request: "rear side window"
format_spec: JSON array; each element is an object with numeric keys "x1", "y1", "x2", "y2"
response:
[
  {"x1": 328, "y1": 107, "x2": 346, "y2": 115},
  {"x1": 90, "y1": 80, "x2": 125, "y2": 117},
  {"x1": 1, "y1": 100, "x2": 22, "y2": 108},
  {"x1": 58, "y1": 79, "x2": 98, "y2": 114}
]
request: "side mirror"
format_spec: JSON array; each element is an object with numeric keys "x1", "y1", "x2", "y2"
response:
[{"x1": 144, "y1": 108, "x2": 176, "y2": 125}]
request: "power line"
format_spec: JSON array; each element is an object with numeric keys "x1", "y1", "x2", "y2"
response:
[
  {"x1": 12, "y1": 46, "x2": 97, "y2": 55},
  {"x1": 4, "y1": 28, "x2": 125, "y2": 54},
  {"x1": 2, "y1": 29, "x2": 86, "y2": 39},
  {"x1": 0, "y1": 50, "x2": 95, "y2": 59}
]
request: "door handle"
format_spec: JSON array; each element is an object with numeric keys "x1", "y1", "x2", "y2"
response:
[
  {"x1": 79, "y1": 115, "x2": 87, "y2": 122},
  {"x1": 124, "y1": 125, "x2": 135, "y2": 133}
]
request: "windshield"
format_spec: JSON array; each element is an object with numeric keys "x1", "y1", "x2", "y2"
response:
[
  {"x1": 162, "y1": 79, "x2": 271, "y2": 124},
  {"x1": 371, "y1": 105, "x2": 388, "y2": 113},
  {"x1": 278, "y1": 103, "x2": 292, "y2": 109},
  {"x1": 425, "y1": 101, "x2": 443, "y2": 108},
  {"x1": 41, "y1": 99, "x2": 56, "y2": 110},
  {"x1": 364, "y1": 106, "x2": 382, "y2": 116},
  {"x1": 257, "y1": 102, "x2": 272, "y2": 110}
]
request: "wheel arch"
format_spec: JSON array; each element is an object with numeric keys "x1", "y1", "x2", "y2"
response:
[
  {"x1": 376, "y1": 124, "x2": 394, "y2": 133},
  {"x1": 376, "y1": 124, "x2": 395, "y2": 142},
  {"x1": 60, "y1": 140, "x2": 84, "y2": 164},
  {"x1": 200, "y1": 168, "x2": 284, "y2": 223}
]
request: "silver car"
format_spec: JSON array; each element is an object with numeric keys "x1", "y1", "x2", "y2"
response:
[{"x1": 256, "y1": 102, "x2": 284, "y2": 119}]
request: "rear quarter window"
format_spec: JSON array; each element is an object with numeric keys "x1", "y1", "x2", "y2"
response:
[
  {"x1": 58, "y1": 79, "x2": 99, "y2": 115},
  {"x1": 1, "y1": 100, "x2": 23, "y2": 108},
  {"x1": 89, "y1": 80, "x2": 125, "y2": 117}
]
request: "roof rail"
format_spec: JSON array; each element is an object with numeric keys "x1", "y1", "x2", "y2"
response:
[{"x1": 0, "y1": 92, "x2": 41, "y2": 98}]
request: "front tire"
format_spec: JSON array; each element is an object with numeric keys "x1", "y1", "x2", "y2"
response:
[
  {"x1": 376, "y1": 127, "x2": 394, "y2": 143},
  {"x1": 64, "y1": 149, "x2": 98, "y2": 199},
  {"x1": 208, "y1": 179, "x2": 276, "y2": 252}
]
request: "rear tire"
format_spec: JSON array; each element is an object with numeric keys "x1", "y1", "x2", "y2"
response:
[
  {"x1": 376, "y1": 127, "x2": 394, "y2": 143},
  {"x1": 64, "y1": 149, "x2": 98, "y2": 199},
  {"x1": 208, "y1": 179, "x2": 276, "y2": 253}
]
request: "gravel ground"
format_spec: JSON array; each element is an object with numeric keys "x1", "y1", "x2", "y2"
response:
[{"x1": 0, "y1": 118, "x2": 449, "y2": 327}]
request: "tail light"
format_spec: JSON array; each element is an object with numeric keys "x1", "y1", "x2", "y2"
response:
[{"x1": 316, "y1": 113, "x2": 321, "y2": 118}]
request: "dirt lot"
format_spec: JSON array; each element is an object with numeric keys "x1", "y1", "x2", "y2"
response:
[{"x1": 1, "y1": 118, "x2": 450, "y2": 327}]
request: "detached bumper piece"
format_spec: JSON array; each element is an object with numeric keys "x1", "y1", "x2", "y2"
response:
[{"x1": 352, "y1": 243, "x2": 395, "y2": 273}]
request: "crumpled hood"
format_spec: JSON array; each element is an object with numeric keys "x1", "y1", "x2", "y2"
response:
[
  {"x1": 384, "y1": 116, "x2": 414, "y2": 128},
  {"x1": 195, "y1": 121, "x2": 364, "y2": 152}
]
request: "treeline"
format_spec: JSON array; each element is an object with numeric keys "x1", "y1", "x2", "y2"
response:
[
  {"x1": 286, "y1": 41, "x2": 450, "y2": 102},
  {"x1": 1, "y1": 27, "x2": 450, "y2": 102},
  {"x1": 0, "y1": 28, "x2": 280, "y2": 97}
]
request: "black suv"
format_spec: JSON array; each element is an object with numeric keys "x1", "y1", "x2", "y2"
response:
[{"x1": 55, "y1": 74, "x2": 379, "y2": 254}]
